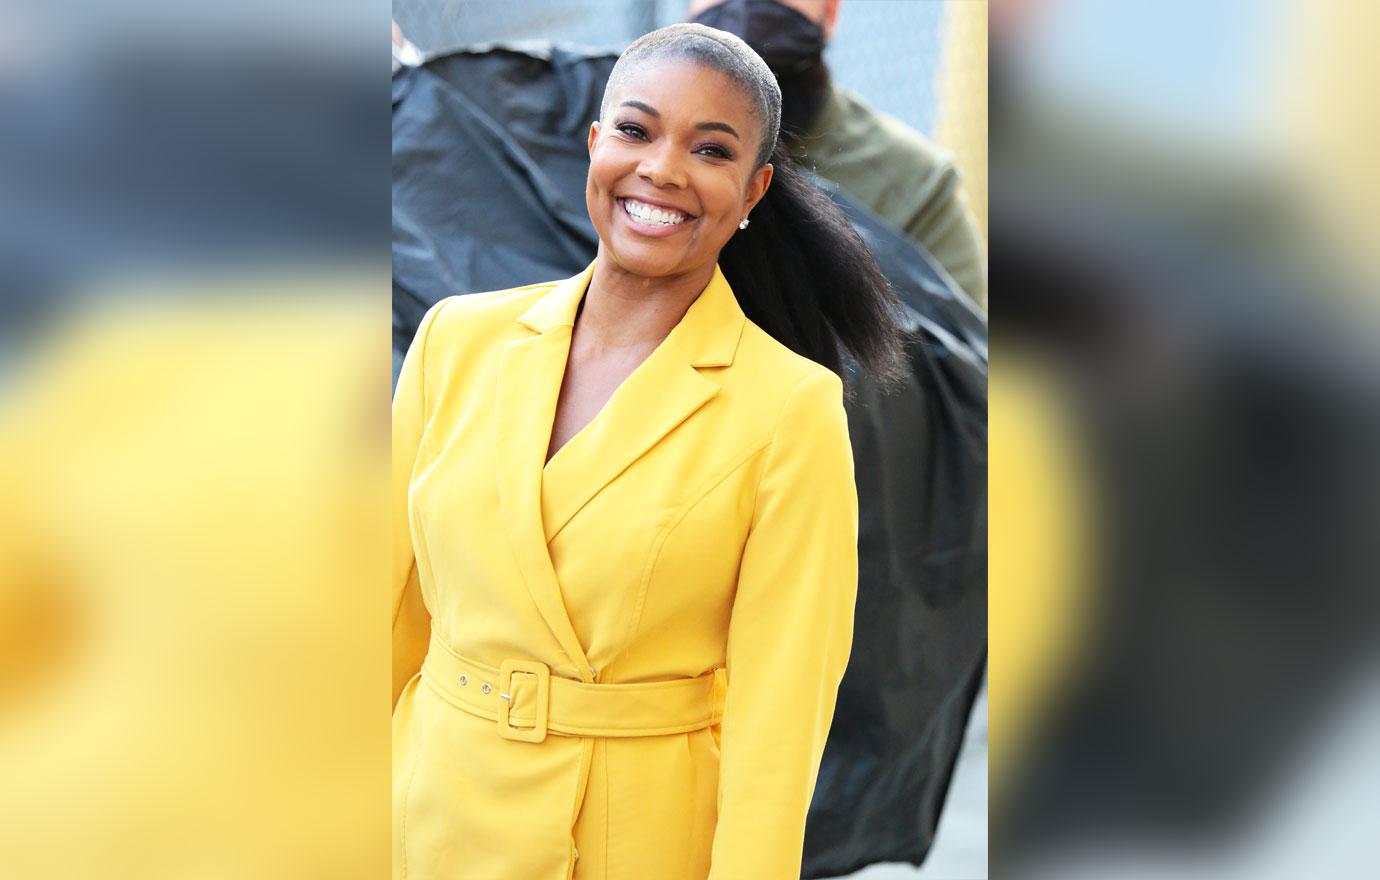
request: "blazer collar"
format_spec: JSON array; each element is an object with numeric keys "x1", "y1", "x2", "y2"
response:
[{"x1": 516, "y1": 259, "x2": 746, "y2": 367}]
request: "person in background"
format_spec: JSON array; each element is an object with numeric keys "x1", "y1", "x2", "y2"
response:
[{"x1": 689, "y1": 0, "x2": 988, "y2": 307}]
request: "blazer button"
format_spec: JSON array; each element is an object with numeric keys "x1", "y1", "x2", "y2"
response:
[
  {"x1": 481, "y1": 682, "x2": 492, "y2": 695},
  {"x1": 458, "y1": 674, "x2": 468, "y2": 686}
]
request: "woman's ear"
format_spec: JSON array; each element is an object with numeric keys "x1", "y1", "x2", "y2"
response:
[
  {"x1": 744, "y1": 163, "x2": 774, "y2": 214},
  {"x1": 587, "y1": 120, "x2": 601, "y2": 156}
]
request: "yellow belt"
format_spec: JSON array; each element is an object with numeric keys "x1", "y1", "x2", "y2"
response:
[{"x1": 422, "y1": 633, "x2": 726, "y2": 743}]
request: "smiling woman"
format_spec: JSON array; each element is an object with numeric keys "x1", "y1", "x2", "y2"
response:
[{"x1": 392, "y1": 22, "x2": 905, "y2": 880}]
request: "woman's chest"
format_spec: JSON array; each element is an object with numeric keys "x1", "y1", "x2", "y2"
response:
[
  {"x1": 416, "y1": 374, "x2": 758, "y2": 555},
  {"x1": 411, "y1": 360, "x2": 767, "y2": 667},
  {"x1": 546, "y1": 354, "x2": 644, "y2": 467}
]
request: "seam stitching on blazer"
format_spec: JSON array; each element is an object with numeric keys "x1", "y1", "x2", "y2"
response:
[
  {"x1": 658, "y1": 441, "x2": 773, "y2": 550},
  {"x1": 747, "y1": 371, "x2": 820, "y2": 528},
  {"x1": 610, "y1": 442, "x2": 772, "y2": 681}
]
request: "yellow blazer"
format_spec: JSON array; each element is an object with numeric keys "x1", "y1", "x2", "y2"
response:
[{"x1": 392, "y1": 260, "x2": 859, "y2": 879}]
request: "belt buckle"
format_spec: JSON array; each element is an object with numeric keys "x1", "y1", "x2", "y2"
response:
[{"x1": 497, "y1": 658, "x2": 550, "y2": 743}]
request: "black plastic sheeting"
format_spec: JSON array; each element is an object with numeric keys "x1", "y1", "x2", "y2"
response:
[{"x1": 392, "y1": 45, "x2": 987, "y2": 877}]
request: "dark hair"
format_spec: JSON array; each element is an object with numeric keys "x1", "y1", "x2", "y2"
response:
[{"x1": 604, "y1": 24, "x2": 905, "y2": 383}]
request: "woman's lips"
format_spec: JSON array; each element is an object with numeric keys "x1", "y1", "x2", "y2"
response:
[{"x1": 617, "y1": 197, "x2": 696, "y2": 238}]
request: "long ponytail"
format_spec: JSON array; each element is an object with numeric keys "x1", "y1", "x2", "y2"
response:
[{"x1": 718, "y1": 139, "x2": 906, "y2": 385}]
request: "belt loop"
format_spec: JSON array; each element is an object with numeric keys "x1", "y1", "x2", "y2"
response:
[{"x1": 497, "y1": 658, "x2": 551, "y2": 743}]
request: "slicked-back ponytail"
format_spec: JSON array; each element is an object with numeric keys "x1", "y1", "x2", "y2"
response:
[{"x1": 720, "y1": 139, "x2": 905, "y2": 383}]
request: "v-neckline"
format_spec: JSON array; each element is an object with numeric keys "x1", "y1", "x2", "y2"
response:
[
  {"x1": 542, "y1": 282, "x2": 591, "y2": 473},
  {"x1": 541, "y1": 273, "x2": 676, "y2": 475},
  {"x1": 542, "y1": 340, "x2": 585, "y2": 474},
  {"x1": 542, "y1": 326, "x2": 665, "y2": 475}
]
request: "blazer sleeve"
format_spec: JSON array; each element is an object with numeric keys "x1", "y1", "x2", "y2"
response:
[
  {"x1": 708, "y1": 369, "x2": 860, "y2": 879},
  {"x1": 392, "y1": 301, "x2": 446, "y2": 709}
]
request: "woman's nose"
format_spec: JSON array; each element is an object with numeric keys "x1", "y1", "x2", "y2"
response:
[{"x1": 637, "y1": 142, "x2": 688, "y2": 189}]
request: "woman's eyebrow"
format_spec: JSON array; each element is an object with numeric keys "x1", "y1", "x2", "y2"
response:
[
  {"x1": 696, "y1": 121, "x2": 740, "y2": 140},
  {"x1": 619, "y1": 100, "x2": 660, "y2": 116},
  {"x1": 617, "y1": 100, "x2": 740, "y2": 141}
]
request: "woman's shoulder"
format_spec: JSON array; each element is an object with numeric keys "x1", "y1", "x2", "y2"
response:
[
  {"x1": 732, "y1": 317, "x2": 845, "y2": 406},
  {"x1": 420, "y1": 279, "x2": 561, "y2": 343},
  {"x1": 724, "y1": 321, "x2": 852, "y2": 488},
  {"x1": 405, "y1": 280, "x2": 565, "y2": 390},
  {"x1": 721, "y1": 318, "x2": 847, "y2": 449}
]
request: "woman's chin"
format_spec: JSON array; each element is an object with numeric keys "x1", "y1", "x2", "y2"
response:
[{"x1": 606, "y1": 239, "x2": 695, "y2": 279}]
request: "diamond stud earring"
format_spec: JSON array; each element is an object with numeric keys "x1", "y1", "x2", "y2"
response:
[{"x1": 738, "y1": 217, "x2": 750, "y2": 230}]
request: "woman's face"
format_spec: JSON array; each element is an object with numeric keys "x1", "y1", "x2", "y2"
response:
[{"x1": 586, "y1": 58, "x2": 774, "y2": 281}]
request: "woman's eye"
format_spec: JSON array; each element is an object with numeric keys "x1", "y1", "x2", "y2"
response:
[
  {"x1": 615, "y1": 123, "x2": 648, "y2": 140},
  {"x1": 696, "y1": 144, "x2": 732, "y2": 160}
]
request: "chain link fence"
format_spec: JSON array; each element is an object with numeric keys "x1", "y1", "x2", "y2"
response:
[{"x1": 394, "y1": 0, "x2": 962, "y2": 136}]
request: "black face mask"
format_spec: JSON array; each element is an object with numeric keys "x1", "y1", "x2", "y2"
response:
[{"x1": 691, "y1": 0, "x2": 832, "y2": 139}]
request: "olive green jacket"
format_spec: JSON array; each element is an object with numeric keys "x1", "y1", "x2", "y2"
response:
[{"x1": 791, "y1": 85, "x2": 987, "y2": 308}]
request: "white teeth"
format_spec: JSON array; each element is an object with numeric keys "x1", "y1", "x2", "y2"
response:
[{"x1": 622, "y1": 199, "x2": 688, "y2": 226}]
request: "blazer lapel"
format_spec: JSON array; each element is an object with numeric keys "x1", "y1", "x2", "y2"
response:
[
  {"x1": 494, "y1": 265, "x2": 596, "y2": 682},
  {"x1": 494, "y1": 261, "x2": 747, "y2": 674},
  {"x1": 540, "y1": 347, "x2": 718, "y2": 543},
  {"x1": 540, "y1": 263, "x2": 745, "y2": 543}
]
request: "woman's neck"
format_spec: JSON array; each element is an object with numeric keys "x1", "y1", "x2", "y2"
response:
[{"x1": 577, "y1": 254, "x2": 715, "y2": 352}]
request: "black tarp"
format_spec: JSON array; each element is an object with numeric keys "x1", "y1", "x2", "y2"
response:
[{"x1": 392, "y1": 44, "x2": 987, "y2": 877}]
